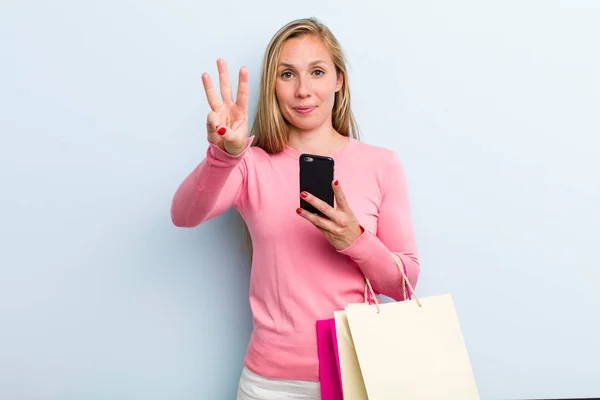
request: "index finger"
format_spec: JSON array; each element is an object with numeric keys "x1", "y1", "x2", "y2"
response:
[
  {"x1": 202, "y1": 73, "x2": 221, "y2": 112},
  {"x1": 300, "y1": 191, "x2": 338, "y2": 221}
]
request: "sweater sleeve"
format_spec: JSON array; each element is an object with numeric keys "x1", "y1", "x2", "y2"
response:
[
  {"x1": 338, "y1": 151, "x2": 420, "y2": 301},
  {"x1": 170, "y1": 136, "x2": 254, "y2": 227}
]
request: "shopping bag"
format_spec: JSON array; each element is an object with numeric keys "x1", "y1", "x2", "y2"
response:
[
  {"x1": 333, "y1": 305, "x2": 369, "y2": 400},
  {"x1": 316, "y1": 318, "x2": 344, "y2": 400},
  {"x1": 344, "y1": 254, "x2": 480, "y2": 399},
  {"x1": 317, "y1": 269, "x2": 380, "y2": 399},
  {"x1": 329, "y1": 258, "x2": 411, "y2": 399}
]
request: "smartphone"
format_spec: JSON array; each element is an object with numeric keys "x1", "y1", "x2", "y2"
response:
[{"x1": 299, "y1": 153, "x2": 335, "y2": 215}]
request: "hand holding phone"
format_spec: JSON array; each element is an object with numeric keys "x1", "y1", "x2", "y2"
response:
[{"x1": 296, "y1": 158, "x2": 364, "y2": 250}]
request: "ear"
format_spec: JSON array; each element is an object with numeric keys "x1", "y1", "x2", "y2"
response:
[{"x1": 335, "y1": 70, "x2": 344, "y2": 92}]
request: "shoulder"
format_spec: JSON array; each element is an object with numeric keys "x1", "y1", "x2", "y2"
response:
[
  {"x1": 248, "y1": 144, "x2": 269, "y2": 157},
  {"x1": 349, "y1": 139, "x2": 408, "y2": 194},
  {"x1": 351, "y1": 139, "x2": 403, "y2": 169},
  {"x1": 247, "y1": 143, "x2": 281, "y2": 163},
  {"x1": 244, "y1": 138, "x2": 294, "y2": 168}
]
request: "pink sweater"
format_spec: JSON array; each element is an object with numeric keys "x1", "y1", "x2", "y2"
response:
[{"x1": 171, "y1": 136, "x2": 420, "y2": 381}]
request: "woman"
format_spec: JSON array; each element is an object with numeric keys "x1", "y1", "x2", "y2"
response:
[{"x1": 171, "y1": 17, "x2": 420, "y2": 400}]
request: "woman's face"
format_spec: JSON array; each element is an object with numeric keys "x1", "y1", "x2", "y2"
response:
[{"x1": 275, "y1": 34, "x2": 343, "y2": 132}]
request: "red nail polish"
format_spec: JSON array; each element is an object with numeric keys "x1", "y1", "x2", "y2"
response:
[
  {"x1": 301, "y1": 192, "x2": 308, "y2": 198},
  {"x1": 334, "y1": 180, "x2": 339, "y2": 186},
  {"x1": 296, "y1": 208, "x2": 302, "y2": 214},
  {"x1": 218, "y1": 127, "x2": 226, "y2": 135}
]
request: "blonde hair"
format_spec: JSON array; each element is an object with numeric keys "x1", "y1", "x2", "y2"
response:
[
  {"x1": 241, "y1": 17, "x2": 360, "y2": 256},
  {"x1": 250, "y1": 17, "x2": 360, "y2": 153}
]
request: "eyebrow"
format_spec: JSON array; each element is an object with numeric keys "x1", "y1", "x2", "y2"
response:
[{"x1": 278, "y1": 60, "x2": 328, "y2": 69}]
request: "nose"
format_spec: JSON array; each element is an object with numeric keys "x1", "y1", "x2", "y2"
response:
[{"x1": 295, "y1": 77, "x2": 311, "y2": 98}]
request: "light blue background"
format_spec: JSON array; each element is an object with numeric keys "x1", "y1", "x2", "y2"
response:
[{"x1": 1, "y1": 1, "x2": 599, "y2": 399}]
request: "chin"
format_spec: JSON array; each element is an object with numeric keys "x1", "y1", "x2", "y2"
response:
[
  {"x1": 289, "y1": 119, "x2": 323, "y2": 131},
  {"x1": 284, "y1": 112, "x2": 327, "y2": 131}
]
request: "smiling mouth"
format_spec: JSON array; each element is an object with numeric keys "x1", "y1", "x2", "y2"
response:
[{"x1": 294, "y1": 106, "x2": 315, "y2": 114}]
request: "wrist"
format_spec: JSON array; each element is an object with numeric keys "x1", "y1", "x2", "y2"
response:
[
  {"x1": 224, "y1": 143, "x2": 243, "y2": 156},
  {"x1": 344, "y1": 224, "x2": 364, "y2": 248}
]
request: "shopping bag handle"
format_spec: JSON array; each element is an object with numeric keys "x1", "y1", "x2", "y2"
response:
[{"x1": 364, "y1": 253, "x2": 422, "y2": 313}]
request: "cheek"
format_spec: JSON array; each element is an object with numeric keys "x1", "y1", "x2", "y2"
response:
[
  {"x1": 316, "y1": 83, "x2": 338, "y2": 104},
  {"x1": 275, "y1": 83, "x2": 283, "y2": 103},
  {"x1": 275, "y1": 82, "x2": 292, "y2": 105}
]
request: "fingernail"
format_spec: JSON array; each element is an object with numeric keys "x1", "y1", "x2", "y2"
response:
[
  {"x1": 296, "y1": 208, "x2": 302, "y2": 214},
  {"x1": 300, "y1": 192, "x2": 308, "y2": 198},
  {"x1": 334, "y1": 180, "x2": 339, "y2": 186},
  {"x1": 218, "y1": 127, "x2": 226, "y2": 135}
]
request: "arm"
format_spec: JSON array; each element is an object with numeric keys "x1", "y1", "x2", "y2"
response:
[
  {"x1": 172, "y1": 58, "x2": 252, "y2": 227},
  {"x1": 338, "y1": 152, "x2": 420, "y2": 301},
  {"x1": 170, "y1": 136, "x2": 253, "y2": 227}
]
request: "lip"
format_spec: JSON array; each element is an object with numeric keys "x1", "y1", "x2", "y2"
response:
[{"x1": 294, "y1": 106, "x2": 315, "y2": 114}]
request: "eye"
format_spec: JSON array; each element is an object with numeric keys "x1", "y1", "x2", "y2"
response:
[
  {"x1": 281, "y1": 71, "x2": 293, "y2": 79},
  {"x1": 313, "y1": 69, "x2": 325, "y2": 76}
]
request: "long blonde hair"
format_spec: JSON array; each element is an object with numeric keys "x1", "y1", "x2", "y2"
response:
[
  {"x1": 250, "y1": 17, "x2": 360, "y2": 153},
  {"x1": 241, "y1": 17, "x2": 360, "y2": 256}
]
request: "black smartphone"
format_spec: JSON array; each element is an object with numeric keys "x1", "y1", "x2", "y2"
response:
[{"x1": 299, "y1": 153, "x2": 335, "y2": 215}]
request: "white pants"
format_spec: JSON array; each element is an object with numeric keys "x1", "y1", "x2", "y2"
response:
[{"x1": 237, "y1": 366, "x2": 322, "y2": 400}]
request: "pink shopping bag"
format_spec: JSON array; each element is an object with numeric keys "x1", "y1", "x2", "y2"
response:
[
  {"x1": 316, "y1": 318, "x2": 344, "y2": 400},
  {"x1": 317, "y1": 286, "x2": 374, "y2": 400}
]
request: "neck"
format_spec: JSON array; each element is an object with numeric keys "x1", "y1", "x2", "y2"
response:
[{"x1": 287, "y1": 123, "x2": 348, "y2": 156}]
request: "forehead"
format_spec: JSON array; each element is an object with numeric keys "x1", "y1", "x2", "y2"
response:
[{"x1": 278, "y1": 35, "x2": 333, "y2": 66}]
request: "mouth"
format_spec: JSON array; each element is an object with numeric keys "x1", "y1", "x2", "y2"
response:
[{"x1": 294, "y1": 106, "x2": 315, "y2": 114}]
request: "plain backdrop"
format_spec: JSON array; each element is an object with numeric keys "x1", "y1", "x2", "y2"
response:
[{"x1": 1, "y1": 0, "x2": 599, "y2": 399}]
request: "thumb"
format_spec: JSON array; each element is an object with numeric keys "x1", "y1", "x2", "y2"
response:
[
  {"x1": 206, "y1": 111, "x2": 224, "y2": 145},
  {"x1": 332, "y1": 179, "x2": 350, "y2": 211},
  {"x1": 206, "y1": 111, "x2": 220, "y2": 134},
  {"x1": 219, "y1": 117, "x2": 247, "y2": 145}
]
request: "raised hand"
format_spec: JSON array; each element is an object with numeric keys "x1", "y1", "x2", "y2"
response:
[{"x1": 202, "y1": 59, "x2": 249, "y2": 155}]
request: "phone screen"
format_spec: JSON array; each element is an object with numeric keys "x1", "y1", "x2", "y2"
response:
[{"x1": 299, "y1": 154, "x2": 335, "y2": 215}]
